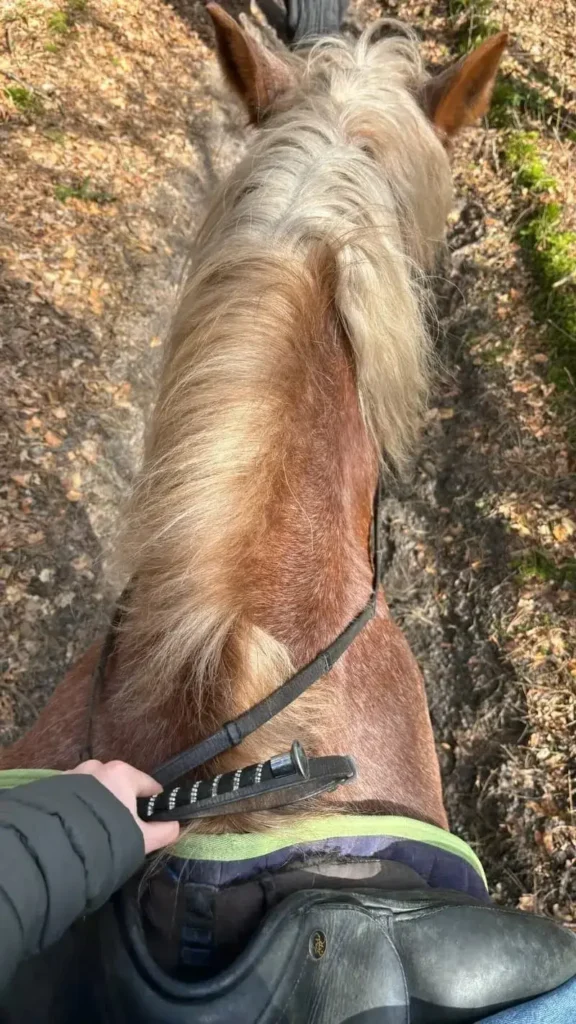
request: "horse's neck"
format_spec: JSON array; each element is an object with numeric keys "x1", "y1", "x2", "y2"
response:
[{"x1": 112, "y1": 308, "x2": 445, "y2": 829}]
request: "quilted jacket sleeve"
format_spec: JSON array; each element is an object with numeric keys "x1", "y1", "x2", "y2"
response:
[{"x1": 0, "y1": 774, "x2": 144, "y2": 991}]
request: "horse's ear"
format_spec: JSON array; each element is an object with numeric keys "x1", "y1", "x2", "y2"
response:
[
  {"x1": 207, "y1": 3, "x2": 295, "y2": 123},
  {"x1": 424, "y1": 32, "x2": 507, "y2": 139}
]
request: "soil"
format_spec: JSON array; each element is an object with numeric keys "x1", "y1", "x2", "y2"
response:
[{"x1": 1, "y1": 0, "x2": 574, "y2": 923}]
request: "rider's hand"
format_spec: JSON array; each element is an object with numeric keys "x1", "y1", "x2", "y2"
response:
[{"x1": 67, "y1": 759, "x2": 180, "y2": 854}]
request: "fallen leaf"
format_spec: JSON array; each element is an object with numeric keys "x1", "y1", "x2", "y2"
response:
[
  {"x1": 543, "y1": 832, "x2": 555, "y2": 854},
  {"x1": 65, "y1": 488, "x2": 82, "y2": 502},
  {"x1": 44, "y1": 430, "x2": 62, "y2": 448},
  {"x1": 11, "y1": 473, "x2": 31, "y2": 487},
  {"x1": 438, "y1": 407, "x2": 455, "y2": 420},
  {"x1": 518, "y1": 894, "x2": 536, "y2": 913},
  {"x1": 53, "y1": 407, "x2": 67, "y2": 420},
  {"x1": 553, "y1": 519, "x2": 575, "y2": 543}
]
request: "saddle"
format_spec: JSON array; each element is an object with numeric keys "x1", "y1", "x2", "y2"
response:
[
  {"x1": 7, "y1": 875, "x2": 573, "y2": 1024},
  {"x1": 89, "y1": 883, "x2": 576, "y2": 1024}
]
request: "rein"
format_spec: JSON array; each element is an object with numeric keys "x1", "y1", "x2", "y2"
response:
[{"x1": 82, "y1": 476, "x2": 383, "y2": 823}]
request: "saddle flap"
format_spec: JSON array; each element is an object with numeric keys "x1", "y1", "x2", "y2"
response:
[
  {"x1": 392, "y1": 900, "x2": 576, "y2": 1023},
  {"x1": 100, "y1": 888, "x2": 410, "y2": 1023},
  {"x1": 93, "y1": 887, "x2": 576, "y2": 1024}
]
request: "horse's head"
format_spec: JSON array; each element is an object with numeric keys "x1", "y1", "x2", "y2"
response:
[{"x1": 207, "y1": 4, "x2": 506, "y2": 145}]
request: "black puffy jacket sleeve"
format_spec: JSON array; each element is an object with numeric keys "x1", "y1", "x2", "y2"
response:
[{"x1": 0, "y1": 774, "x2": 145, "y2": 991}]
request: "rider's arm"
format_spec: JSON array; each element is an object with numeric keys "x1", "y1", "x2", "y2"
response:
[{"x1": 0, "y1": 761, "x2": 178, "y2": 991}]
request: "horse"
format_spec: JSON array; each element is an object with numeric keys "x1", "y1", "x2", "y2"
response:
[
  {"x1": 5, "y1": 14, "x2": 576, "y2": 1024},
  {"x1": 0, "y1": 11, "x2": 507, "y2": 841}
]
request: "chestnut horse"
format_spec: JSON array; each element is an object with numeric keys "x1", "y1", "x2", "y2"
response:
[{"x1": 0, "y1": 11, "x2": 506, "y2": 835}]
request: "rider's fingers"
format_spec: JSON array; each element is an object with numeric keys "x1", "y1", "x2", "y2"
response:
[
  {"x1": 142, "y1": 819, "x2": 180, "y2": 855},
  {"x1": 99, "y1": 760, "x2": 162, "y2": 798}
]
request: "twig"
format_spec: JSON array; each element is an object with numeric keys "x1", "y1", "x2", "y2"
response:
[
  {"x1": 0, "y1": 68, "x2": 39, "y2": 94},
  {"x1": 552, "y1": 269, "x2": 576, "y2": 289},
  {"x1": 5, "y1": 24, "x2": 13, "y2": 55},
  {"x1": 510, "y1": 201, "x2": 539, "y2": 232},
  {"x1": 491, "y1": 136, "x2": 500, "y2": 175}
]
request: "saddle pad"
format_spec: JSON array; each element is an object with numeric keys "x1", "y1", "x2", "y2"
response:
[{"x1": 0, "y1": 770, "x2": 487, "y2": 896}]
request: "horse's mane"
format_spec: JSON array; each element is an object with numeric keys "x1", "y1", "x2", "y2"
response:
[{"x1": 115, "y1": 26, "x2": 453, "y2": 718}]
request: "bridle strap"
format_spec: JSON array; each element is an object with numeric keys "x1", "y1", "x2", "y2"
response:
[
  {"x1": 155, "y1": 594, "x2": 376, "y2": 788},
  {"x1": 81, "y1": 474, "x2": 382, "y2": 787}
]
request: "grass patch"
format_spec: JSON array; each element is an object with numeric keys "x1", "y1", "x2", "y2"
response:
[
  {"x1": 501, "y1": 134, "x2": 576, "y2": 392},
  {"x1": 517, "y1": 205, "x2": 576, "y2": 392},
  {"x1": 4, "y1": 85, "x2": 43, "y2": 116},
  {"x1": 448, "y1": 0, "x2": 501, "y2": 54},
  {"x1": 514, "y1": 549, "x2": 576, "y2": 588},
  {"x1": 47, "y1": 10, "x2": 70, "y2": 33},
  {"x1": 54, "y1": 178, "x2": 115, "y2": 204},
  {"x1": 489, "y1": 78, "x2": 549, "y2": 130},
  {"x1": 46, "y1": 1, "x2": 87, "y2": 36}
]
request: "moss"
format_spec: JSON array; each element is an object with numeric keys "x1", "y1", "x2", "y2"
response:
[
  {"x1": 447, "y1": 0, "x2": 576, "y2": 401},
  {"x1": 4, "y1": 85, "x2": 43, "y2": 115},
  {"x1": 54, "y1": 178, "x2": 115, "y2": 204},
  {"x1": 517, "y1": 205, "x2": 576, "y2": 392},
  {"x1": 500, "y1": 135, "x2": 576, "y2": 391},
  {"x1": 514, "y1": 550, "x2": 576, "y2": 588},
  {"x1": 503, "y1": 132, "x2": 556, "y2": 192}
]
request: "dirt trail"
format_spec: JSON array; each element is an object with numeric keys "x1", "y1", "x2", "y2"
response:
[
  {"x1": 1, "y1": 0, "x2": 245, "y2": 740},
  {"x1": 1, "y1": 0, "x2": 574, "y2": 922}
]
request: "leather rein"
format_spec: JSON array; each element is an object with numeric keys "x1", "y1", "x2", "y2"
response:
[{"x1": 81, "y1": 477, "x2": 383, "y2": 824}]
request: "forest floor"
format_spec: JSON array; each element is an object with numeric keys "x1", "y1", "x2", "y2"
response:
[{"x1": 0, "y1": 0, "x2": 574, "y2": 922}]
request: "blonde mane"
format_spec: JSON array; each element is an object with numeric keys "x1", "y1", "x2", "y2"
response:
[{"x1": 116, "y1": 26, "x2": 453, "y2": 717}]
